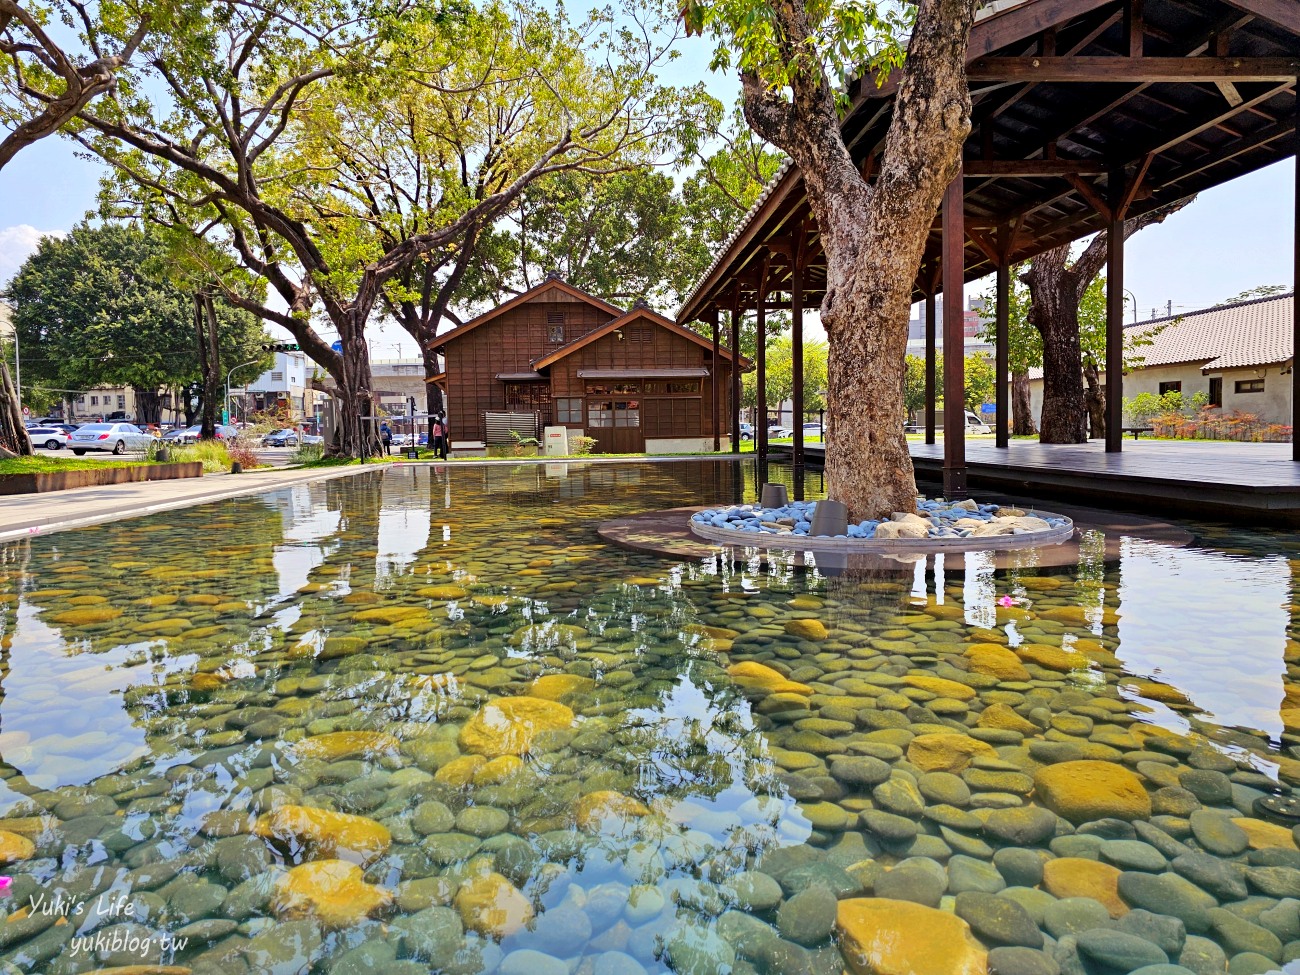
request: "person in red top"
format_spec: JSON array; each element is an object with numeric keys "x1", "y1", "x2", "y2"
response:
[{"x1": 431, "y1": 415, "x2": 448, "y2": 459}]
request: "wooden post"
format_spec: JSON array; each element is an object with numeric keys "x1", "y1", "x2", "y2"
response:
[
  {"x1": 730, "y1": 292, "x2": 742, "y2": 454},
  {"x1": 792, "y1": 260, "x2": 805, "y2": 476},
  {"x1": 942, "y1": 171, "x2": 967, "y2": 498},
  {"x1": 925, "y1": 292, "x2": 937, "y2": 445},
  {"x1": 1106, "y1": 181, "x2": 1126, "y2": 453},
  {"x1": 709, "y1": 305, "x2": 720, "y2": 452},
  {"x1": 757, "y1": 261, "x2": 769, "y2": 463},
  {"x1": 995, "y1": 226, "x2": 1010, "y2": 449},
  {"x1": 1294, "y1": 89, "x2": 1299, "y2": 462}
]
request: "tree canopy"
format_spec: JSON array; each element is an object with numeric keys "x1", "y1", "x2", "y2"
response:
[
  {"x1": 3, "y1": 224, "x2": 268, "y2": 408},
  {"x1": 743, "y1": 335, "x2": 827, "y2": 413},
  {"x1": 78, "y1": 0, "x2": 710, "y2": 454}
]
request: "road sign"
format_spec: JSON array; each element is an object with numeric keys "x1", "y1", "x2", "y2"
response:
[
  {"x1": 21, "y1": 407, "x2": 29, "y2": 416},
  {"x1": 330, "y1": 340, "x2": 343, "y2": 353},
  {"x1": 222, "y1": 409, "x2": 230, "y2": 424}
]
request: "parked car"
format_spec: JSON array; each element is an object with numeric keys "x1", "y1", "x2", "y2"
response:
[
  {"x1": 300, "y1": 434, "x2": 325, "y2": 446},
  {"x1": 261, "y1": 428, "x2": 299, "y2": 447},
  {"x1": 160, "y1": 427, "x2": 190, "y2": 443},
  {"x1": 105, "y1": 411, "x2": 134, "y2": 422},
  {"x1": 739, "y1": 422, "x2": 754, "y2": 441},
  {"x1": 965, "y1": 410, "x2": 992, "y2": 435},
  {"x1": 802, "y1": 422, "x2": 823, "y2": 439},
  {"x1": 172, "y1": 424, "x2": 240, "y2": 444},
  {"x1": 767, "y1": 425, "x2": 792, "y2": 439},
  {"x1": 69, "y1": 422, "x2": 153, "y2": 455},
  {"x1": 25, "y1": 426, "x2": 70, "y2": 450}
]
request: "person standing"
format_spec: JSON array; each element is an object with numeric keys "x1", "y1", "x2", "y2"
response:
[
  {"x1": 380, "y1": 421, "x2": 392, "y2": 455},
  {"x1": 432, "y1": 414, "x2": 447, "y2": 459}
]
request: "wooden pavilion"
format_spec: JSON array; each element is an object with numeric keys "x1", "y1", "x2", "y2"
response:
[{"x1": 676, "y1": 0, "x2": 1299, "y2": 498}]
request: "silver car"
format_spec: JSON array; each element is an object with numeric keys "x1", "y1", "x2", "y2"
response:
[{"x1": 69, "y1": 422, "x2": 154, "y2": 455}]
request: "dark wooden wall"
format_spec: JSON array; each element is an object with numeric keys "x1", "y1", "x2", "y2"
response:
[
  {"x1": 445, "y1": 296, "x2": 612, "y2": 441},
  {"x1": 549, "y1": 322, "x2": 733, "y2": 452}
]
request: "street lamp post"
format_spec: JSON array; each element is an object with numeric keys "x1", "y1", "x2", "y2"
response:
[
  {"x1": 1123, "y1": 289, "x2": 1138, "y2": 325},
  {"x1": 225, "y1": 359, "x2": 262, "y2": 424}
]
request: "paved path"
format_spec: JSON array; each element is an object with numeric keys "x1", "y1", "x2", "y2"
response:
[{"x1": 0, "y1": 465, "x2": 373, "y2": 542}]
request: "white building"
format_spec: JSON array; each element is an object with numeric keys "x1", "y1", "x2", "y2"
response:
[
  {"x1": 1027, "y1": 293, "x2": 1294, "y2": 428},
  {"x1": 237, "y1": 352, "x2": 312, "y2": 419}
]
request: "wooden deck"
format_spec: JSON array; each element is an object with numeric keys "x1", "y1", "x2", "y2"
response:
[{"x1": 771, "y1": 439, "x2": 1300, "y2": 522}]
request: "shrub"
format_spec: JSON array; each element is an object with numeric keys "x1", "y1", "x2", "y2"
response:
[
  {"x1": 569, "y1": 436, "x2": 597, "y2": 456},
  {"x1": 167, "y1": 440, "x2": 233, "y2": 473},
  {"x1": 226, "y1": 439, "x2": 260, "y2": 469},
  {"x1": 291, "y1": 442, "x2": 326, "y2": 464}
]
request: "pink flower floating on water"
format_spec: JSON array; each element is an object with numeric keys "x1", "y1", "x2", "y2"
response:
[{"x1": 997, "y1": 595, "x2": 1019, "y2": 607}]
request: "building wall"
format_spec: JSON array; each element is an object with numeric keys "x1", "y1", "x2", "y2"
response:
[
  {"x1": 1027, "y1": 362, "x2": 1293, "y2": 428},
  {"x1": 445, "y1": 296, "x2": 614, "y2": 441},
  {"x1": 548, "y1": 323, "x2": 732, "y2": 453}
]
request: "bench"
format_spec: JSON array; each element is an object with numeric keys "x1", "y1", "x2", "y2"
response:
[
  {"x1": 450, "y1": 440, "x2": 486, "y2": 457},
  {"x1": 1120, "y1": 426, "x2": 1153, "y2": 440}
]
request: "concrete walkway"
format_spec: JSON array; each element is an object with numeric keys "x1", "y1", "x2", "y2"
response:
[{"x1": 0, "y1": 465, "x2": 374, "y2": 542}]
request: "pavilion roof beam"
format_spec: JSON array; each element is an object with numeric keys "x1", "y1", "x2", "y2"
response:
[
  {"x1": 976, "y1": 8, "x2": 1125, "y2": 124},
  {"x1": 966, "y1": 56, "x2": 1299, "y2": 83},
  {"x1": 1217, "y1": 0, "x2": 1300, "y2": 34},
  {"x1": 960, "y1": 8, "x2": 1252, "y2": 216},
  {"x1": 1163, "y1": 112, "x2": 1295, "y2": 186}
]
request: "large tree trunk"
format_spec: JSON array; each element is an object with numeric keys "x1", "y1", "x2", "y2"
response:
[
  {"x1": 195, "y1": 292, "x2": 222, "y2": 439},
  {"x1": 423, "y1": 347, "x2": 444, "y2": 416},
  {"x1": 1028, "y1": 199, "x2": 1194, "y2": 445},
  {"x1": 332, "y1": 318, "x2": 380, "y2": 458},
  {"x1": 133, "y1": 389, "x2": 163, "y2": 426},
  {"x1": 0, "y1": 360, "x2": 31, "y2": 457},
  {"x1": 738, "y1": 0, "x2": 979, "y2": 520},
  {"x1": 1011, "y1": 370, "x2": 1035, "y2": 435},
  {"x1": 1024, "y1": 246, "x2": 1088, "y2": 443},
  {"x1": 1083, "y1": 360, "x2": 1105, "y2": 440}
]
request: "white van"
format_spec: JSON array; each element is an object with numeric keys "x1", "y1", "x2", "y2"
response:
[{"x1": 966, "y1": 410, "x2": 992, "y2": 434}]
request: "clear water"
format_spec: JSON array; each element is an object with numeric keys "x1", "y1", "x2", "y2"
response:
[{"x1": 0, "y1": 460, "x2": 1295, "y2": 974}]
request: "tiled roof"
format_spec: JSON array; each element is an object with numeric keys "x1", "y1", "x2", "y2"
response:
[{"x1": 1125, "y1": 293, "x2": 1293, "y2": 372}]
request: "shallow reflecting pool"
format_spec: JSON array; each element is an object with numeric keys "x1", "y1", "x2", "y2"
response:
[{"x1": 0, "y1": 460, "x2": 1297, "y2": 974}]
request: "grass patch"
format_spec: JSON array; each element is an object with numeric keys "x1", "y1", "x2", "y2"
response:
[{"x1": 0, "y1": 455, "x2": 150, "y2": 475}]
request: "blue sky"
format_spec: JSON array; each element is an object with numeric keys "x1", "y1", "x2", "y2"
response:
[{"x1": 1, "y1": 34, "x2": 1294, "y2": 352}]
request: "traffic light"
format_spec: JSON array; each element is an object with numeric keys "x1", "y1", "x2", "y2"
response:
[{"x1": 261, "y1": 342, "x2": 301, "y2": 352}]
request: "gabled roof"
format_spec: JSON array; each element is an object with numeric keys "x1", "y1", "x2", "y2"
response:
[
  {"x1": 1126, "y1": 292, "x2": 1293, "y2": 372},
  {"x1": 1028, "y1": 292, "x2": 1294, "y2": 379},
  {"x1": 430, "y1": 276, "x2": 624, "y2": 351},
  {"x1": 531, "y1": 305, "x2": 750, "y2": 371}
]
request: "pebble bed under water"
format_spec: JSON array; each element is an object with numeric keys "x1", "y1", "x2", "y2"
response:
[
  {"x1": 692, "y1": 498, "x2": 1073, "y2": 539},
  {"x1": 0, "y1": 460, "x2": 1294, "y2": 975}
]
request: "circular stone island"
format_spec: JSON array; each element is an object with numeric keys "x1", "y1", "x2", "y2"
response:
[{"x1": 689, "y1": 498, "x2": 1075, "y2": 553}]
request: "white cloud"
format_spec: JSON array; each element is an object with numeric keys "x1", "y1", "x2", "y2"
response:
[{"x1": 0, "y1": 225, "x2": 66, "y2": 289}]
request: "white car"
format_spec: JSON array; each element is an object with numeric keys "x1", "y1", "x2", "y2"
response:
[
  {"x1": 966, "y1": 410, "x2": 993, "y2": 434},
  {"x1": 25, "y1": 426, "x2": 71, "y2": 450},
  {"x1": 69, "y1": 422, "x2": 154, "y2": 455}
]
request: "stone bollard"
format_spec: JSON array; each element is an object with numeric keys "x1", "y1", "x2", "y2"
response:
[
  {"x1": 231, "y1": 462, "x2": 243, "y2": 474},
  {"x1": 155, "y1": 447, "x2": 169, "y2": 463},
  {"x1": 760, "y1": 483, "x2": 789, "y2": 509},
  {"x1": 810, "y1": 499, "x2": 849, "y2": 537}
]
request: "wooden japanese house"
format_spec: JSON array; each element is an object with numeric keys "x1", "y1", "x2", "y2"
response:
[{"x1": 429, "y1": 277, "x2": 747, "y2": 454}]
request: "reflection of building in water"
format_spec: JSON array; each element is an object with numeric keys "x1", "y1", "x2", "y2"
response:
[{"x1": 1114, "y1": 538, "x2": 1289, "y2": 740}]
